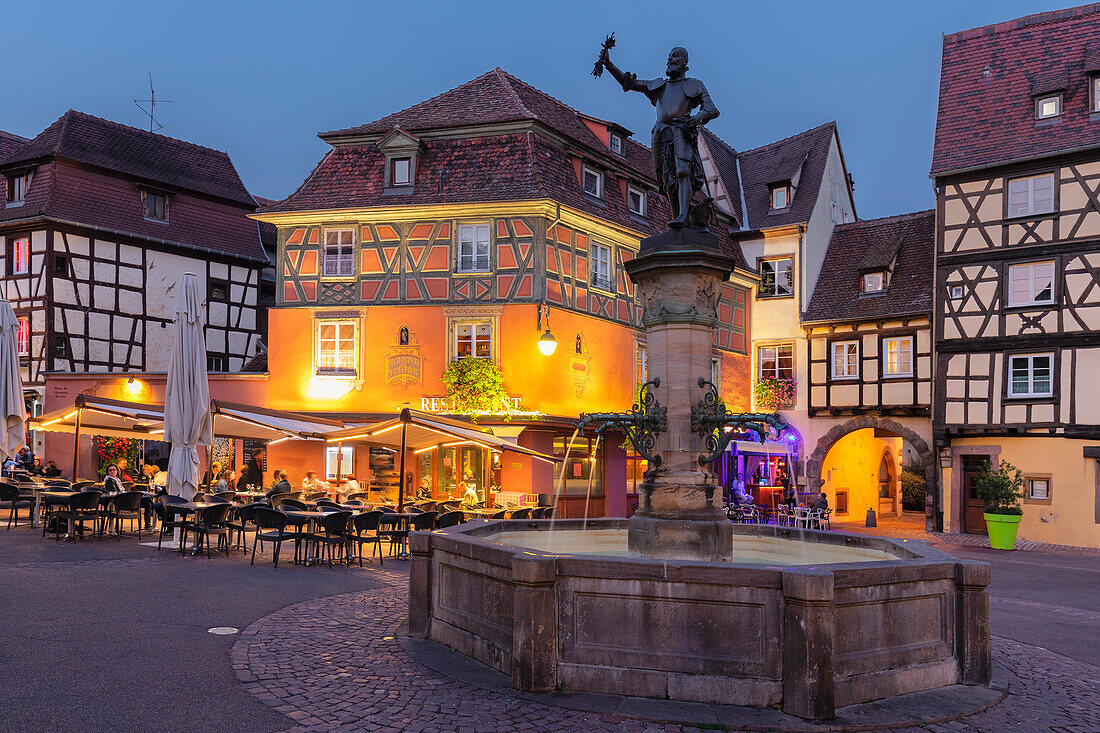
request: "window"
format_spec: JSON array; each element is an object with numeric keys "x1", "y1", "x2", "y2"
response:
[
  {"x1": 635, "y1": 342, "x2": 647, "y2": 386},
  {"x1": 316, "y1": 320, "x2": 357, "y2": 375},
  {"x1": 1009, "y1": 353, "x2": 1053, "y2": 398},
  {"x1": 1035, "y1": 94, "x2": 1062, "y2": 120},
  {"x1": 591, "y1": 242, "x2": 612, "y2": 291},
  {"x1": 1008, "y1": 261, "x2": 1055, "y2": 307},
  {"x1": 207, "y1": 355, "x2": 226, "y2": 372},
  {"x1": 16, "y1": 317, "x2": 28, "y2": 356},
  {"x1": 950, "y1": 285, "x2": 964, "y2": 299},
  {"x1": 325, "y1": 446, "x2": 353, "y2": 481},
  {"x1": 1027, "y1": 477, "x2": 1050, "y2": 501},
  {"x1": 455, "y1": 321, "x2": 492, "y2": 360},
  {"x1": 457, "y1": 224, "x2": 490, "y2": 272},
  {"x1": 759, "y1": 257, "x2": 793, "y2": 297},
  {"x1": 142, "y1": 191, "x2": 168, "y2": 221},
  {"x1": 862, "y1": 271, "x2": 886, "y2": 293},
  {"x1": 758, "y1": 344, "x2": 793, "y2": 380},
  {"x1": 627, "y1": 185, "x2": 646, "y2": 216},
  {"x1": 323, "y1": 229, "x2": 355, "y2": 278},
  {"x1": 208, "y1": 279, "x2": 229, "y2": 302},
  {"x1": 711, "y1": 356, "x2": 721, "y2": 389},
  {"x1": 54, "y1": 255, "x2": 68, "y2": 276},
  {"x1": 770, "y1": 184, "x2": 790, "y2": 209},
  {"x1": 1007, "y1": 173, "x2": 1055, "y2": 217},
  {"x1": 883, "y1": 336, "x2": 913, "y2": 377},
  {"x1": 831, "y1": 201, "x2": 840, "y2": 224},
  {"x1": 10, "y1": 237, "x2": 29, "y2": 275},
  {"x1": 831, "y1": 341, "x2": 858, "y2": 379},
  {"x1": 582, "y1": 165, "x2": 603, "y2": 198},
  {"x1": 390, "y1": 157, "x2": 411, "y2": 186},
  {"x1": 609, "y1": 133, "x2": 622, "y2": 155},
  {"x1": 6, "y1": 171, "x2": 31, "y2": 204},
  {"x1": 1093, "y1": 76, "x2": 1100, "y2": 113}
]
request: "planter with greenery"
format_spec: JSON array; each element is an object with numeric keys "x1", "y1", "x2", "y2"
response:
[
  {"x1": 93, "y1": 436, "x2": 140, "y2": 478},
  {"x1": 900, "y1": 459, "x2": 926, "y2": 512},
  {"x1": 441, "y1": 357, "x2": 510, "y2": 421},
  {"x1": 974, "y1": 459, "x2": 1025, "y2": 550},
  {"x1": 753, "y1": 377, "x2": 796, "y2": 411}
]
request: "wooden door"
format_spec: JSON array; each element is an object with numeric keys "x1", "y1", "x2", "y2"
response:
[{"x1": 961, "y1": 455, "x2": 989, "y2": 535}]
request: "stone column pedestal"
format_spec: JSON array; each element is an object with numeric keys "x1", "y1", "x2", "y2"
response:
[
  {"x1": 511, "y1": 554, "x2": 558, "y2": 692},
  {"x1": 407, "y1": 531, "x2": 433, "y2": 638},
  {"x1": 782, "y1": 569, "x2": 836, "y2": 720},
  {"x1": 624, "y1": 228, "x2": 736, "y2": 562},
  {"x1": 955, "y1": 560, "x2": 992, "y2": 685}
]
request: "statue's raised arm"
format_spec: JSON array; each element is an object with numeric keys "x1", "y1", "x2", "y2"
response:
[{"x1": 599, "y1": 46, "x2": 651, "y2": 95}]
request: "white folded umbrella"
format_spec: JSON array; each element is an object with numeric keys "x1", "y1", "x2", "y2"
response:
[
  {"x1": 0, "y1": 300, "x2": 26, "y2": 461},
  {"x1": 163, "y1": 274, "x2": 211, "y2": 501}
]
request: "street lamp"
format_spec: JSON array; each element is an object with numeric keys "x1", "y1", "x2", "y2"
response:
[{"x1": 536, "y1": 303, "x2": 557, "y2": 356}]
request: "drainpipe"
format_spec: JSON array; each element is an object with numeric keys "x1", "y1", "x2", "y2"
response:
[{"x1": 797, "y1": 223, "x2": 806, "y2": 314}]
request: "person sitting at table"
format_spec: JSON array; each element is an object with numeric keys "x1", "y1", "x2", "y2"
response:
[
  {"x1": 32, "y1": 456, "x2": 43, "y2": 475},
  {"x1": 267, "y1": 469, "x2": 292, "y2": 497},
  {"x1": 116, "y1": 457, "x2": 134, "y2": 482},
  {"x1": 152, "y1": 466, "x2": 168, "y2": 488},
  {"x1": 103, "y1": 463, "x2": 125, "y2": 494},
  {"x1": 202, "y1": 461, "x2": 222, "y2": 487},
  {"x1": 810, "y1": 492, "x2": 829, "y2": 513},
  {"x1": 301, "y1": 470, "x2": 329, "y2": 495},
  {"x1": 42, "y1": 460, "x2": 62, "y2": 478},
  {"x1": 459, "y1": 481, "x2": 480, "y2": 509},
  {"x1": 214, "y1": 468, "x2": 238, "y2": 494},
  {"x1": 339, "y1": 474, "x2": 361, "y2": 500},
  {"x1": 416, "y1": 478, "x2": 432, "y2": 502}
]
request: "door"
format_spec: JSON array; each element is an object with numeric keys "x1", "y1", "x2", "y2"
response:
[
  {"x1": 961, "y1": 455, "x2": 990, "y2": 534},
  {"x1": 878, "y1": 454, "x2": 897, "y2": 516}
]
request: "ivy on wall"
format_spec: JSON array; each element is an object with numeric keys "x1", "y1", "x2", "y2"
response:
[{"x1": 441, "y1": 357, "x2": 509, "y2": 421}]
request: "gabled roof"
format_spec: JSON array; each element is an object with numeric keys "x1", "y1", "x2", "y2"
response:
[
  {"x1": 803, "y1": 210, "x2": 934, "y2": 323},
  {"x1": 699, "y1": 128, "x2": 743, "y2": 226},
  {"x1": 0, "y1": 110, "x2": 255, "y2": 205},
  {"x1": 931, "y1": 4, "x2": 1100, "y2": 177},
  {"x1": 729, "y1": 121, "x2": 838, "y2": 230},
  {"x1": 0, "y1": 130, "x2": 28, "y2": 159}
]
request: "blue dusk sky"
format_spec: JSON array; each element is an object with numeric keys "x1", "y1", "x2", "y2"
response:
[{"x1": 1, "y1": 0, "x2": 1063, "y2": 218}]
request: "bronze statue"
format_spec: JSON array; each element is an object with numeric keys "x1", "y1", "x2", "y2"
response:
[{"x1": 596, "y1": 39, "x2": 719, "y2": 229}]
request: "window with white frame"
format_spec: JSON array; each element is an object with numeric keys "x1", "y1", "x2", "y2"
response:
[
  {"x1": 325, "y1": 446, "x2": 354, "y2": 481},
  {"x1": 770, "y1": 184, "x2": 790, "y2": 209},
  {"x1": 1093, "y1": 76, "x2": 1100, "y2": 113},
  {"x1": 323, "y1": 229, "x2": 355, "y2": 278},
  {"x1": 457, "y1": 224, "x2": 490, "y2": 272},
  {"x1": 454, "y1": 321, "x2": 492, "y2": 360},
  {"x1": 591, "y1": 242, "x2": 612, "y2": 291},
  {"x1": 1007, "y1": 173, "x2": 1055, "y2": 217},
  {"x1": 831, "y1": 201, "x2": 840, "y2": 224},
  {"x1": 1035, "y1": 94, "x2": 1062, "y2": 120},
  {"x1": 1027, "y1": 477, "x2": 1050, "y2": 500},
  {"x1": 950, "y1": 284, "x2": 964, "y2": 299},
  {"x1": 1008, "y1": 261, "x2": 1055, "y2": 307},
  {"x1": 6, "y1": 171, "x2": 32, "y2": 204},
  {"x1": 390, "y1": 157, "x2": 412, "y2": 186},
  {"x1": 142, "y1": 191, "x2": 168, "y2": 221},
  {"x1": 831, "y1": 341, "x2": 858, "y2": 379},
  {"x1": 10, "y1": 236, "x2": 29, "y2": 275},
  {"x1": 582, "y1": 165, "x2": 603, "y2": 198},
  {"x1": 315, "y1": 320, "x2": 357, "y2": 375},
  {"x1": 609, "y1": 133, "x2": 622, "y2": 155},
  {"x1": 862, "y1": 271, "x2": 886, "y2": 293},
  {"x1": 759, "y1": 257, "x2": 793, "y2": 297},
  {"x1": 883, "y1": 336, "x2": 913, "y2": 377},
  {"x1": 1009, "y1": 353, "x2": 1053, "y2": 398},
  {"x1": 627, "y1": 185, "x2": 646, "y2": 216},
  {"x1": 16, "y1": 316, "x2": 28, "y2": 356},
  {"x1": 758, "y1": 344, "x2": 794, "y2": 380}
]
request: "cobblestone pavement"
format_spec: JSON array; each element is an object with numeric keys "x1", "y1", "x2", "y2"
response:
[{"x1": 232, "y1": 568, "x2": 1100, "y2": 732}]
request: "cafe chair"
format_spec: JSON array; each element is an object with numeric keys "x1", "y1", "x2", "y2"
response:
[
  {"x1": 184, "y1": 503, "x2": 233, "y2": 559},
  {"x1": 0, "y1": 482, "x2": 31, "y2": 529},
  {"x1": 411, "y1": 511, "x2": 437, "y2": 531},
  {"x1": 154, "y1": 495, "x2": 191, "y2": 551},
  {"x1": 377, "y1": 513, "x2": 409, "y2": 557},
  {"x1": 102, "y1": 491, "x2": 145, "y2": 540},
  {"x1": 510, "y1": 507, "x2": 532, "y2": 520},
  {"x1": 227, "y1": 502, "x2": 262, "y2": 553},
  {"x1": 436, "y1": 511, "x2": 465, "y2": 529},
  {"x1": 307, "y1": 510, "x2": 353, "y2": 568},
  {"x1": 490, "y1": 510, "x2": 508, "y2": 519},
  {"x1": 53, "y1": 490, "x2": 103, "y2": 541},
  {"x1": 250, "y1": 507, "x2": 297, "y2": 568},
  {"x1": 304, "y1": 491, "x2": 328, "y2": 502},
  {"x1": 346, "y1": 492, "x2": 370, "y2": 503},
  {"x1": 350, "y1": 510, "x2": 384, "y2": 567},
  {"x1": 276, "y1": 497, "x2": 308, "y2": 511}
]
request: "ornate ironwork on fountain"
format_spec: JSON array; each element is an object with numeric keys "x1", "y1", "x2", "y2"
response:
[
  {"x1": 691, "y1": 377, "x2": 788, "y2": 466},
  {"x1": 575, "y1": 377, "x2": 666, "y2": 465}
]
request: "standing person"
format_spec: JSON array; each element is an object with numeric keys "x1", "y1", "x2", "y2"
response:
[
  {"x1": 242, "y1": 450, "x2": 264, "y2": 489},
  {"x1": 301, "y1": 470, "x2": 329, "y2": 495},
  {"x1": 18, "y1": 447, "x2": 35, "y2": 473}
]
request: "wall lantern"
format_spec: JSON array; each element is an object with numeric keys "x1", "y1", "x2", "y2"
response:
[
  {"x1": 125, "y1": 377, "x2": 143, "y2": 396},
  {"x1": 536, "y1": 303, "x2": 557, "y2": 356}
]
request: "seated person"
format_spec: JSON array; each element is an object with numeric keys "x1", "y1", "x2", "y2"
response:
[
  {"x1": 267, "y1": 470, "x2": 292, "y2": 497},
  {"x1": 116, "y1": 457, "x2": 134, "y2": 482},
  {"x1": 301, "y1": 470, "x2": 330, "y2": 496},
  {"x1": 214, "y1": 469, "x2": 238, "y2": 494},
  {"x1": 202, "y1": 461, "x2": 222, "y2": 487},
  {"x1": 416, "y1": 479, "x2": 433, "y2": 502},
  {"x1": 340, "y1": 474, "x2": 361, "y2": 500},
  {"x1": 152, "y1": 467, "x2": 168, "y2": 488},
  {"x1": 42, "y1": 460, "x2": 62, "y2": 478},
  {"x1": 459, "y1": 481, "x2": 480, "y2": 509},
  {"x1": 103, "y1": 463, "x2": 126, "y2": 494},
  {"x1": 731, "y1": 479, "x2": 753, "y2": 505},
  {"x1": 810, "y1": 492, "x2": 829, "y2": 512}
]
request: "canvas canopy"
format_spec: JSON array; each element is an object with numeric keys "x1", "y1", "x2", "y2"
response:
[{"x1": 732, "y1": 440, "x2": 792, "y2": 456}]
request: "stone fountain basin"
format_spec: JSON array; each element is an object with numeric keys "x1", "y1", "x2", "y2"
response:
[{"x1": 408, "y1": 519, "x2": 992, "y2": 720}]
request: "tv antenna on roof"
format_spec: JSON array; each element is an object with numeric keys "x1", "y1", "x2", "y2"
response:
[{"x1": 133, "y1": 72, "x2": 173, "y2": 132}]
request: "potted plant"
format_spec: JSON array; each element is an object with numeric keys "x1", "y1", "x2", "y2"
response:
[
  {"x1": 753, "y1": 377, "x2": 796, "y2": 411},
  {"x1": 441, "y1": 357, "x2": 510, "y2": 422},
  {"x1": 974, "y1": 460, "x2": 1025, "y2": 550}
]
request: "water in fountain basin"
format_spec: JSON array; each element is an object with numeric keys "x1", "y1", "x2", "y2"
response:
[
  {"x1": 582, "y1": 434, "x2": 600, "y2": 530},
  {"x1": 548, "y1": 427, "x2": 582, "y2": 532}
]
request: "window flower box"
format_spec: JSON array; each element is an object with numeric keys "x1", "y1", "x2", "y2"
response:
[{"x1": 753, "y1": 377, "x2": 796, "y2": 411}]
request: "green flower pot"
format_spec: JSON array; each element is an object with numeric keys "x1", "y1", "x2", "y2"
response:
[{"x1": 983, "y1": 512, "x2": 1022, "y2": 550}]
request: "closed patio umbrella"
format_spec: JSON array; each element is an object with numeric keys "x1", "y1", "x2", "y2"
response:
[
  {"x1": 164, "y1": 274, "x2": 211, "y2": 501},
  {"x1": 0, "y1": 300, "x2": 25, "y2": 461}
]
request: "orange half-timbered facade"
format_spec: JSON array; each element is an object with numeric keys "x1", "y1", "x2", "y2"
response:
[
  {"x1": 256, "y1": 69, "x2": 754, "y2": 516},
  {"x1": 931, "y1": 6, "x2": 1100, "y2": 548}
]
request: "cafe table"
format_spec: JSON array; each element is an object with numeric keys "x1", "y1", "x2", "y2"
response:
[{"x1": 170, "y1": 501, "x2": 218, "y2": 554}]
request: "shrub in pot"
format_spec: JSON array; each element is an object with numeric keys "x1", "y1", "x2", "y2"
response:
[{"x1": 975, "y1": 460, "x2": 1025, "y2": 550}]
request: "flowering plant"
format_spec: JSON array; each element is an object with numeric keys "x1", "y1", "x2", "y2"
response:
[
  {"x1": 753, "y1": 377, "x2": 796, "y2": 411},
  {"x1": 93, "y1": 436, "x2": 140, "y2": 478},
  {"x1": 441, "y1": 357, "x2": 511, "y2": 422}
]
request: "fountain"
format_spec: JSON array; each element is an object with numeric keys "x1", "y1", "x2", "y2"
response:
[{"x1": 408, "y1": 40, "x2": 992, "y2": 720}]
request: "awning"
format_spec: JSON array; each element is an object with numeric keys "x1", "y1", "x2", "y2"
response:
[
  {"x1": 732, "y1": 440, "x2": 792, "y2": 456},
  {"x1": 321, "y1": 408, "x2": 558, "y2": 464},
  {"x1": 28, "y1": 395, "x2": 165, "y2": 439},
  {"x1": 210, "y1": 401, "x2": 345, "y2": 442}
]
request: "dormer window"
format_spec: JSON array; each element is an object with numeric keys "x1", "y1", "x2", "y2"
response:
[
  {"x1": 770, "y1": 184, "x2": 790, "y2": 210},
  {"x1": 390, "y1": 157, "x2": 412, "y2": 186},
  {"x1": 609, "y1": 133, "x2": 622, "y2": 155},
  {"x1": 582, "y1": 165, "x2": 603, "y2": 198},
  {"x1": 142, "y1": 191, "x2": 168, "y2": 222},
  {"x1": 1035, "y1": 94, "x2": 1062, "y2": 120},
  {"x1": 6, "y1": 171, "x2": 32, "y2": 205},
  {"x1": 1092, "y1": 76, "x2": 1100, "y2": 113},
  {"x1": 627, "y1": 185, "x2": 647, "y2": 216},
  {"x1": 861, "y1": 271, "x2": 886, "y2": 293}
]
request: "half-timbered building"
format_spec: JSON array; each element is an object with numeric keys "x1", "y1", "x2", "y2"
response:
[
  {"x1": 698, "y1": 122, "x2": 859, "y2": 502},
  {"x1": 254, "y1": 69, "x2": 757, "y2": 515},
  {"x1": 931, "y1": 6, "x2": 1100, "y2": 548},
  {"x1": 0, "y1": 111, "x2": 268, "y2": 429},
  {"x1": 802, "y1": 211, "x2": 936, "y2": 525}
]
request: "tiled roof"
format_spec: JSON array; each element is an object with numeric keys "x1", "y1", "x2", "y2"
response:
[
  {"x1": 931, "y1": 4, "x2": 1100, "y2": 177},
  {"x1": 733, "y1": 122, "x2": 838, "y2": 229},
  {"x1": 0, "y1": 130, "x2": 28, "y2": 159},
  {"x1": 0, "y1": 110, "x2": 255, "y2": 205},
  {"x1": 240, "y1": 350, "x2": 268, "y2": 373},
  {"x1": 803, "y1": 210, "x2": 933, "y2": 323}
]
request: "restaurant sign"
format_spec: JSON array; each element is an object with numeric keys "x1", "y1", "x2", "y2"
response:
[{"x1": 419, "y1": 395, "x2": 539, "y2": 417}]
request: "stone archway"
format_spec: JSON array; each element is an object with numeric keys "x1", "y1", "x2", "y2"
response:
[{"x1": 805, "y1": 416, "x2": 936, "y2": 531}]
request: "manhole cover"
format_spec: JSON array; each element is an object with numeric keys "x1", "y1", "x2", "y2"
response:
[{"x1": 207, "y1": 626, "x2": 239, "y2": 635}]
